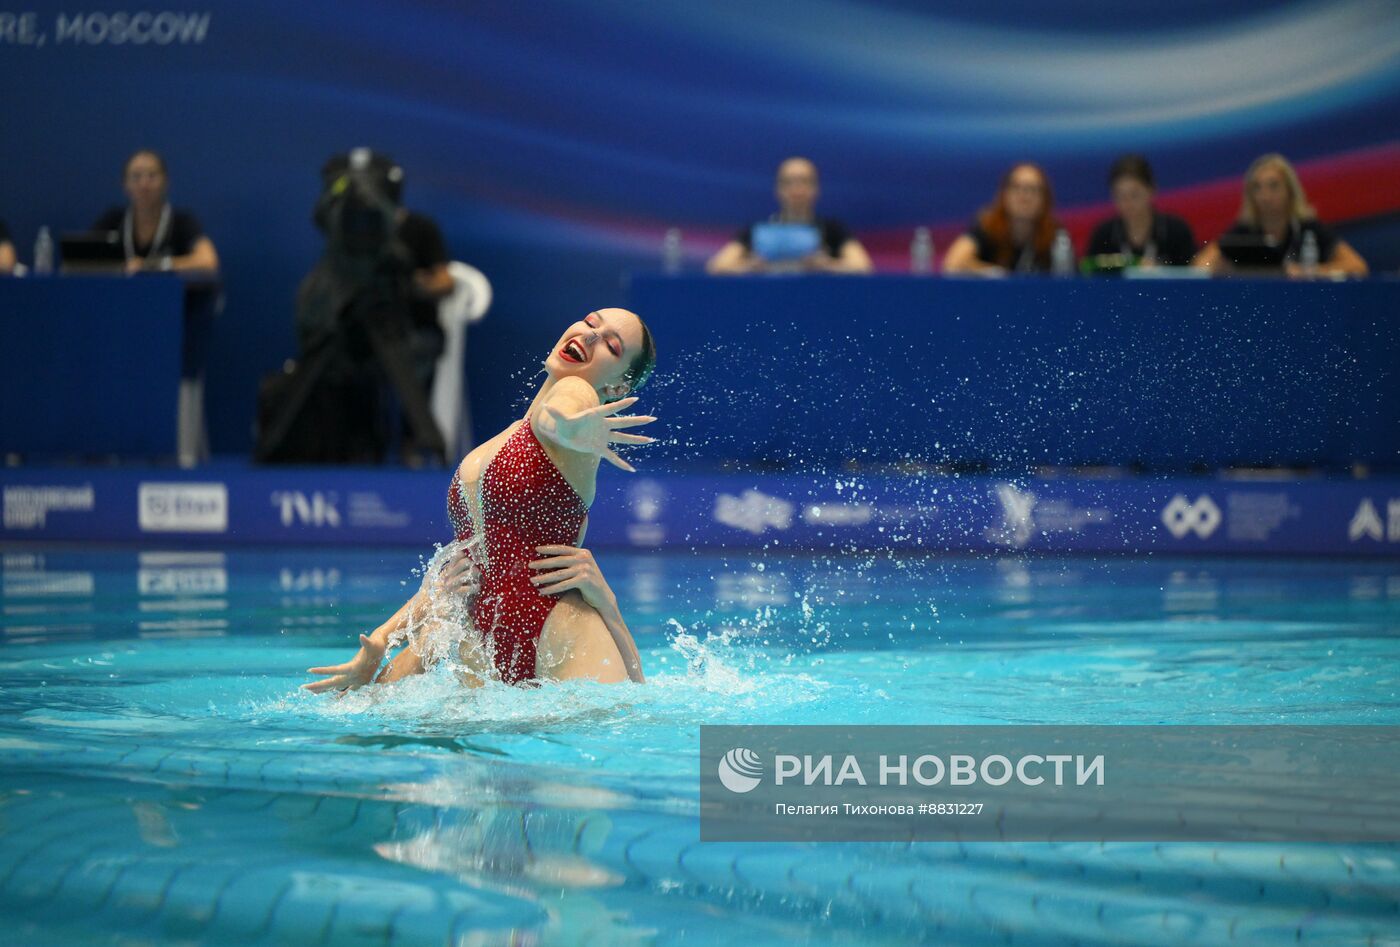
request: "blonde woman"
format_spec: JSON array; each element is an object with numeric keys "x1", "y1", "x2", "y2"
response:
[{"x1": 1193, "y1": 153, "x2": 1368, "y2": 277}]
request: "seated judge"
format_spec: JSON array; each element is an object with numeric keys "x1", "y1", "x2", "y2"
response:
[
  {"x1": 943, "y1": 162, "x2": 1064, "y2": 275},
  {"x1": 706, "y1": 157, "x2": 872, "y2": 274},
  {"x1": 0, "y1": 218, "x2": 14, "y2": 273},
  {"x1": 94, "y1": 149, "x2": 219, "y2": 275},
  {"x1": 1192, "y1": 153, "x2": 1367, "y2": 278},
  {"x1": 1086, "y1": 155, "x2": 1196, "y2": 266},
  {"x1": 95, "y1": 149, "x2": 221, "y2": 466}
]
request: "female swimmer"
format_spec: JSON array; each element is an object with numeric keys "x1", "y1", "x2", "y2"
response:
[{"x1": 304, "y1": 307, "x2": 657, "y2": 692}]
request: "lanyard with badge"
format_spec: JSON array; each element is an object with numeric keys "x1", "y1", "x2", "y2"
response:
[{"x1": 122, "y1": 203, "x2": 173, "y2": 269}]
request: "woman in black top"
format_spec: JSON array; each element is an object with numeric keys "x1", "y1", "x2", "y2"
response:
[
  {"x1": 943, "y1": 162, "x2": 1064, "y2": 275},
  {"x1": 94, "y1": 150, "x2": 219, "y2": 274},
  {"x1": 0, "y1": 218, "x2": 14, "y2": 273},
  {"x1": 1086, "y1": 155, "x2": 1196, "y2": 267},
  {"x1": 1193, "y1": 153, "x2": 1368, "y2": 278},
  {"x1": 706, "y1": 157, "x2": 872, "y2": 274}
]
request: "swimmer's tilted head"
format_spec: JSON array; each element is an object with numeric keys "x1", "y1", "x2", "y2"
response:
[{"x1": 547, "y1": 307, "x2": 657, "y2": 403}]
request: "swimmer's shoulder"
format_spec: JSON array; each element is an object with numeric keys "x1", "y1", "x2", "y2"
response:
[{"x1": 542, "y1": 375, "x2": 601, "y2": 415}]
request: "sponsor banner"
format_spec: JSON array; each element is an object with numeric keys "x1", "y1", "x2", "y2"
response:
[
  {"x1": 589, "y1": 474, "x2": 1400, "y2": 556},
  {"x1": 0, "y1": 467, "x2": 448, "y2": 545},
  {"x1": 1, "y1": 467, "x2": 1398, "y2": 556},
  {"x1": 3, "y1": 483, "x2": 95, "y2": 530},
  {"x1": 139, "y1": 482, "x2": 228, "y2": 533},
  {"x1": 701, "y1": 725, "x2": 1400, "y2": 843}
]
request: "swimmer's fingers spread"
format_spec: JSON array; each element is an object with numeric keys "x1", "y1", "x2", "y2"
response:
[
  {"x1": 303, "y1": 633, "x2": 383, "y2": 694},
  {"x1": 306, "y1": 660, "x2": 354, "y2": 675},
  {"x1": 601, "y1": 448, "x2": 636, "y2": 473},
  {"x1": 607, "y1": 432, "x2": 656, "y2": 445},
  {"x1": 301, "y1": 675, "x2": 349, "y2": 694},
  {"x1": 594, "y1": 396, "x2": 639, "y2": 416},
  {"x1": 605, "y1": 414, "x2": 656, "y2": 429}
]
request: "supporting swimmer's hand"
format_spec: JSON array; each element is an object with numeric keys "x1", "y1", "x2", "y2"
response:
[
  {"x1": 430, "y1": 543, "x2": 479, "y2": 599},
  {"x1": 539, "y1": 396, "x2": 657, "y2": 472},
  {"x1": 303, "y1": 633, "x2": 387, "y2": 695},
  {"x1": 528, "y1": 544, "x2": 616, "y2": 610},
  {"x1": 530, "y1": 543, "x2": 646, "y2": 684}
]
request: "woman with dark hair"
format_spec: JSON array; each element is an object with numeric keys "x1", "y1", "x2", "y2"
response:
[
  {"x1": 94, "y1": 149, "x2": 219, "y2": 274},
  {"x1": 943, "y1": 163, "x2": 1063, "y2": 275},
  {"x1": 305, "y1": 308, "x2": 659, "y2": 693},
  {"x1": 1086, "y1": 155, "x2": 1196, "y2": 267},
  {"x1": 96, "y1": 149, "x2": 221, "y2": 466}
]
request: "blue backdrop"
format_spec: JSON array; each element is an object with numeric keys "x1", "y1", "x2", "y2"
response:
[{"x1": 2, "y1": 1, "x2": 1397, "y2": 456}]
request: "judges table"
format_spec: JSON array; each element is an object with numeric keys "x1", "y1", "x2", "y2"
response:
[
  {"x1": 0, "y1": 276, "x2": 187, "y2": 457},
  {"x1": 626, "y1": 274, "x2": 1400, "y2": 472}
]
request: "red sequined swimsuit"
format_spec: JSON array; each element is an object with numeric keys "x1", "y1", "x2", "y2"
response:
[{"x1": 446, "y1": 418, "x2": 588, "y2": 684}]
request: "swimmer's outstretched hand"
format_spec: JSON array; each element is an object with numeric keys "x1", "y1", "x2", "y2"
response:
[
  {"x1": 540, "y1": 396, "x2": 656, "y2": 472},
  {"x1": 303, "y1": 633, "x2": 386, "y2": 695}
]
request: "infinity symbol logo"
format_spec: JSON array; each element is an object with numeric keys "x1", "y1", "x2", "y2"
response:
[{"x1": 1161, "y1": 494, "x2": 1221, "y2": 539}]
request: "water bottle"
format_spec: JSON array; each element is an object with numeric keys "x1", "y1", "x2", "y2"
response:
[
  {"x1": 662, "y1": 227, "x2": 682, "y2": 275},
  {"x1": 1299, "y1": 229, "x2": 1319, "y2": 277},
  {"x1": 910, "y1": 226, "x2": 933, "y2": 274},
  {"x1": 33, "y1": 226, "x2": 53, "y2": 275},
  {"x1": 1051, "y1": 228, "x2": 1074, "y2": 277}
]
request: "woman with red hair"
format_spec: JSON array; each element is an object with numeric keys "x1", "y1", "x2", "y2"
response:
[{"x1": 944, "y1": 163, "x2": 1064, "y2": 275}]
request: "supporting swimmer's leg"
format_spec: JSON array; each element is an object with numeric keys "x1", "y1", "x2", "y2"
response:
[{"x1": 536, "y1": 592, "x2": 628, "y2": 684}]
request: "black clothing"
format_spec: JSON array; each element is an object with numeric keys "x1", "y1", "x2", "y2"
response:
[
  {"x1": 0, "y1": 217, "x2": 10, "y2": 246},
  {"x1": 736, "y1": 216, "x2": 852, "y2": 258},
  {"x1": 395, "y1": 209, "x2": 451, "y2": 456},
  {"x1": 397, "y1": 210, "x2": 450, "y2": 342},
  {"x1": 967, "y1": 221, "x2": 1051, "y2": 273},
  {"x1": 1086, "y1": 211, "x2": 1196, "y2": 266},
  {"x1": 93, "y1": 205, "x2": 204, "y2": 259},
  {"x1": 1220, "y1": 218, "x2": 1340, "y2": 263}
]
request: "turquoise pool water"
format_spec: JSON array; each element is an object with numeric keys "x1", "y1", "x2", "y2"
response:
[{"x1": 2, "y1": 547, "x2": 1399, "y2": 945}]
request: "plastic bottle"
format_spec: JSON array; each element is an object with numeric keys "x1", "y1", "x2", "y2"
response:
[
  {"x1": 33, "y1": 226, "x2": 53, "y2": 275},
  {"x1": 910, "y1": 226, "x2": 933, "y2": 274},
  {"x1": 1051, "y1": 228, "x2": 1074, "y2": 277},
  {"x1": 1299, "y1": 229, "x2": 1319, "y2": 277},
  {"x1": 662, "y1": 227, "x2": 682, "y2": 274}
]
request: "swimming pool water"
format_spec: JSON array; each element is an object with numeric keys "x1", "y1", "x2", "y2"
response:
[{"x1": 2, "y1": 546, "x2": 1399, "y2": 945}]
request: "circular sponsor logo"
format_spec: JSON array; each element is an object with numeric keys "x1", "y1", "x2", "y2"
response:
[{"x1": 718, "y1": 747, "x2": 763, "y2": 793}]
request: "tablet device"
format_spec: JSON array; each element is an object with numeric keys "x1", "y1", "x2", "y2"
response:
[
  {"x1": 751, "y1": 222, "x2": 821, "y2": 262},
  {"x1": 1219, "y1": 233, "x2": 1285, "y2": 269},
  {"x1": 59, "y1": 231, "x2": 126, "y2": 273}
]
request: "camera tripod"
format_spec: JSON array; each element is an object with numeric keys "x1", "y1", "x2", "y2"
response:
[{"x1": 256, "y1": 291, "x2": 448, "y2": 466}]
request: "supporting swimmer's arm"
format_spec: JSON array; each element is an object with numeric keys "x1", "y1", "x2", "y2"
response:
[
  {"x1": 530, "y1": 544, "x2": 646, "y2": 683},
  {"x1": 304, "y1": 545, "x2": 478, "y2": 693},
  {"x1": 593, "y1": 593, "x2": 646, "y2": 684},
  {"x1": 303, "y1": 592, "x2": 416, "y2": 693}
]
